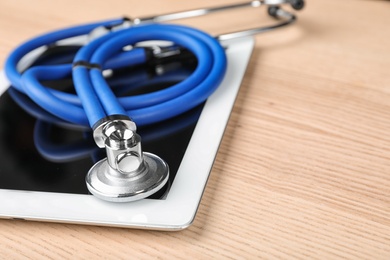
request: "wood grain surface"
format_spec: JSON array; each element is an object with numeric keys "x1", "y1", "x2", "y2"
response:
[{"x1": 0, "y1": 0, "x2": 389, "y2": 258}]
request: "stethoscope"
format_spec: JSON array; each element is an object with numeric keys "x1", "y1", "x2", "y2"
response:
[{"x1": 4, "y1": 0, "x2": 304, "y2": 202}]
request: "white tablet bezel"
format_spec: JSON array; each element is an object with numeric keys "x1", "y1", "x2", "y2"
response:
[{"x1": 0, "y1": 36, "x2": 254, "y2": 230}]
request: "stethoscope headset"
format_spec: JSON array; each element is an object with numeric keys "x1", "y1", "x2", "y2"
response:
[{"x1": 4, "y1": 0, "x2": 304, "y2": 202}]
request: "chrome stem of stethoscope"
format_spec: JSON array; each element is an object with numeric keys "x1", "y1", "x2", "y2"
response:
[
  {"x1": 130, "y1": 0, "x2": 302, "y2": 41},
  {"x1": 134, "y1": 0, "x2": 291, "y2": 24},
  {"x1": 86, "y1": 0, "x2": 304, "y2": 202},
  {"x1": 216, "y1": 7, "x2": 296, "y2": 41}
]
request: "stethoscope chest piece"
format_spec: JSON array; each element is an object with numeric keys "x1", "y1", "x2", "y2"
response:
[{"x1": 86, "y1": 117, "x2": 169, "y2": 202}]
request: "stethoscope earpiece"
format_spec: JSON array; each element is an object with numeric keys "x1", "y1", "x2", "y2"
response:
[{"x1": 288, "y1": 0, "x2": 305, "y2": 10}]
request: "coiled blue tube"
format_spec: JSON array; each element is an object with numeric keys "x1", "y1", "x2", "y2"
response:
[{"x1": 4, "y1": 20, "x2": 227, "y2": 127}]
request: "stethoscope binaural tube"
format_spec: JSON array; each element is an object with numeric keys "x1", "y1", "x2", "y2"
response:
[{"x1": 73, "y1": 23, "x2": 226, "y2": 127}]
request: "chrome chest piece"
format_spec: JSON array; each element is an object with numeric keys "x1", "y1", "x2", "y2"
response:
[{"x1": 86, "y1": 116, "x2": 169, "y2": 202}]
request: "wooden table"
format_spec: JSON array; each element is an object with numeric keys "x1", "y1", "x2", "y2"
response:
[{"x1": 1, "y1": 0, "x2": 389, "y2": 258}]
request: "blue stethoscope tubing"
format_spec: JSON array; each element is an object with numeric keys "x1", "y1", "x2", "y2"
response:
[{"x1": 4, "y1": 19, "x2": 227, "y2": 128}]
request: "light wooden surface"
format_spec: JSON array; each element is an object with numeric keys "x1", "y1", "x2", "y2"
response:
[{"x1": 1, "y1": 0, "x2": 390, "y2": 258}]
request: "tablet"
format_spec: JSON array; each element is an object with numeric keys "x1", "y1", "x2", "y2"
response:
[{"x1": 0, "y1": 36, "x2": 254, "y2": 230}]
